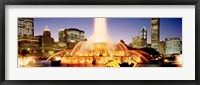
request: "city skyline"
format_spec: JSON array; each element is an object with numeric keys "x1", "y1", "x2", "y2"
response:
[
  {"x1": 34, "y1": 18, "x2": 182, "y2": 44},
  {"x1": 18, "y1": 18, "x2": 183, "y2": 67}
]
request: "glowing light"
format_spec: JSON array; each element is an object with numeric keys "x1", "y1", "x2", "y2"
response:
[
  {"x1": 54, "y1": 56, "x2": 61, "y2": 61},
  {"x1": 27, "y1": 48, "x2": 30, "y2": 51},
  {"x1": 86, "y1": 57, "x2": 93, "y2": 64},
  {"x1": 18, "y1": 57, "x2": 34, "y2": 67},
  {"x1": 61, "y1": 57, "x2": 72, "y2": 64},
  {"x1": 79, "y1": 57, "x2": 86, "y2": 64},
  {"x1": 164, "y1": 59, "x2": 169, "y2": 63},
  {"x1": 44, "y1": 26, "x2": 50, "y2": 31},
  {"x1": 96, "y1": 57, "x2": 104, "y2": 64},
  {"x1": 49, "y1": 51, "x2": 54, "y2": 55},
  {"x1": 175, "y1": 54, "x2": 182, "y2": 64},
  {"x1": 72, "y1": 57, "x2": 78, "y2": 64}
]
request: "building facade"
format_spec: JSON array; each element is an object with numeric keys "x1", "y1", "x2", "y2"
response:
[
  {"x1": 18, "y1": 36, "x2": 39, "y2": 54},
  {"x1": 18, "y1": 18, "x2": 39, "y2": 55},
  {"x1": 35, "y1": 35, "x2": 43, "y2": 48},
  {"x1": 59, "y1": 28, "x2": 68, "y2": 44},
  {"x1": 67, "y1": 28, "x2": 85, "y2": 48},
  {"x1": 54, "y1": 42, "x2": 67, "y2": 51},
  {"x1": 165, "y1": 38, "x2": 182, "y2": 54},
  {"x1": 141, "y1": 26, "x2": 147, "y2": 48},
  {"x1": 159, "y1": 41, "x2": 165, "y2": 54},
  {"x1": 132, "y1": 36, "x2": 143, "y2": 48},
  {"x1": 151, "y1": 18, "x2": 160, "y2": 52},
  {"x1": 18, "y1": 18, "x2": 34, "y2": 37}
]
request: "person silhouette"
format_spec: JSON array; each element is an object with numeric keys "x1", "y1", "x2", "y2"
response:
[{"x1": 92, "y1": 57, "x2": 96, "y2": 65}]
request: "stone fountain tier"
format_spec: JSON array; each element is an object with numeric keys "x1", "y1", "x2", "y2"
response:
[{"x1": 70, "y1": 41, "x2": 130, "y2": 57}]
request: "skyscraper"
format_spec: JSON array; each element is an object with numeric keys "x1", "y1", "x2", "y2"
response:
[
  {"x1": 43, "y1": 26, "x2": 51, "y2": 37},
  {"x1": 141, "y1": 26, "x2": 147, "y2": 47},
  {"x1": 59, "y1": 28, "x2": 68, "y2": 44},
  {"x1": 42, "y1": 26, "x2": 55, "y2": 51},
  {"x1": 18, "y1": 18, "x2": 39, "y2": 54},
  {"x1": 151, "y1": 18, "x2": 160, "y2": 52},
  {"x1": 18, "y1": 18, "x2": 34, "y2": 37},
  {"x1": 67, "y1": 28, "x2": 85, "y2": 48}
]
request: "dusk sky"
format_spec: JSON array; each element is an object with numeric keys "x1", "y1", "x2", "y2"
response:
[{"x1": 34, "y1": 18, "x2": 182, "y2": 44}]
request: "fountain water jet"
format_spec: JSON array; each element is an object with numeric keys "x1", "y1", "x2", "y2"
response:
[{"x1": 93, "y1": 18, "x2": 108, "y2": 42}]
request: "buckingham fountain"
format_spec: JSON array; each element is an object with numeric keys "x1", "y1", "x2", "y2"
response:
[{"x1": 43, "y1": 18, "x2": 153, "y2": 67}]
